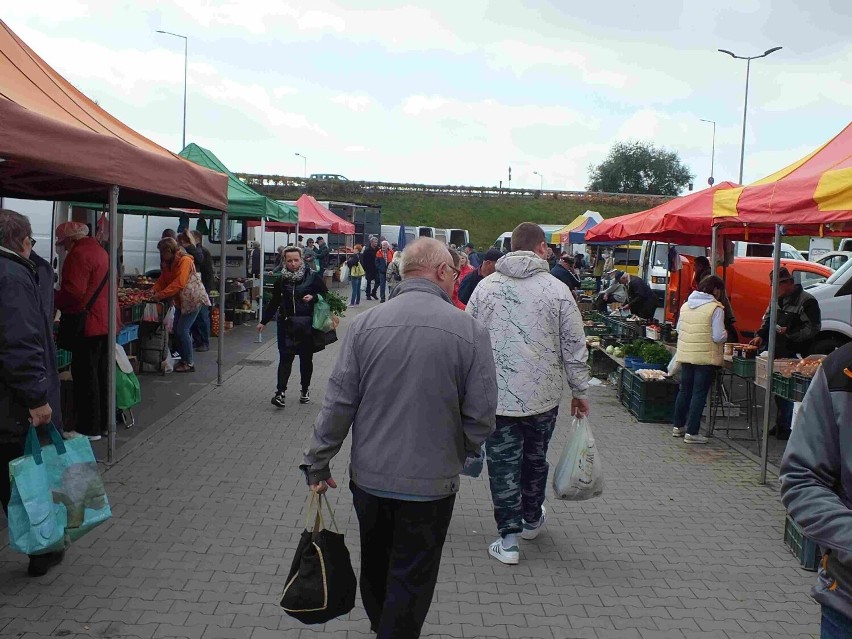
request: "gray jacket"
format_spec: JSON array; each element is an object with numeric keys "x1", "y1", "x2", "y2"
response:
[
  {"x1": 780, "y1": 342, "x2": 852, "y2": 619},
  {"x1": 302, "y1": 278, "x2": 498, "y2": 497}
]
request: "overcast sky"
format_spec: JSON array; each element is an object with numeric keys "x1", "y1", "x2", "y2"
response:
[{"x1": 6, "y1": 0, "x2": 852, "y2": 192}]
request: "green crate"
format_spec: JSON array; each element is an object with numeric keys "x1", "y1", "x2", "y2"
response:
[
  {"x1": 772, "y1": 373, "x2": 794, "y2": 401},
  {"x1": 132, "y1": 303, "x2": 144, "y2": 322},
  {"x1": 629, "y1": 395, "x2": 674, "y2": 423},
  {"x1": 791, "y1": 374, "x2": 811, "y2": 402},
  {"x1": 56, "y1": 349, "x2": 72, "y2": 369},
  {"x1": 732, "y1": 356, "x2": 755, "y2": 379},
  {"x1": 783, "y1": 514, "x2": 821, "y2": 571},
  {"x1": 632, "y1": 377, "x2": 679, "y2": 402},
  {"x1": 588, "y1": 348, "x2": 618, "y2": 379},
  {"x1": 583, "y1": 324, "x2": 609, "y2": 337}
]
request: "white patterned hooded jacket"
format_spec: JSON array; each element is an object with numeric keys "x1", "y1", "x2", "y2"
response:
[{"x1": 466, "y1": 251, "x2": 590, "y2": 417}]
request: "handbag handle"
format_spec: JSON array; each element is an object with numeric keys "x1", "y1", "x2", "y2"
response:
[
  {"x1": 302, "y1": 492, "x2": 340, "y2": 535},
  {"x1": 24, "y1": 423, "x2": 66, "y2": 465}
]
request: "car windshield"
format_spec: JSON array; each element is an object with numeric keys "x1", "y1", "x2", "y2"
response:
[{"x1": 826, "y1": 258, "x2": 852, "y2": 285}]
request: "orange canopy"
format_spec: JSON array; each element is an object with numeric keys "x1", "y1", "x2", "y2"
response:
[
  {"x1": 0, "y1": 20, "x2": 228, "y2": 210},
  {"x1": 713, "y1": 122, "x2": 852, "y2": 236}
]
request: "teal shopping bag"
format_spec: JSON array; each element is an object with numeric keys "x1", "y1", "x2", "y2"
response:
[
  {"x1": 311, "y1": 295, "x2": 334, "y2": 333},
  {"x1": 7, "y1": 427, "x2": 67, "y2": 555},
  {"x1": 41, "y1": 430, "x2": 111, "y2": 542}
]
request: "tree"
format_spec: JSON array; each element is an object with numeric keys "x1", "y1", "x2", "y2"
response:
[{"x1": 587, "y1": 140, "x2": 694, "y2": 196}]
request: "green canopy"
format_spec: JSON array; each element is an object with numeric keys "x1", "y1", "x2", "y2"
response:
[{"x1": 71, "y1": 143, "x2": 297, "y2": 223}]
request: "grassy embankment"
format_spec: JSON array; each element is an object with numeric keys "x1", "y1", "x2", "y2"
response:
[{"x1": 373, "y1": 194, "x2": 648, "y2": 250}]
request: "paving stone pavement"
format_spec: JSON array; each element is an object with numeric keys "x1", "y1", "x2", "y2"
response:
[{"x1": 0, "y1": 304, "x2": 820, "y2": 639}]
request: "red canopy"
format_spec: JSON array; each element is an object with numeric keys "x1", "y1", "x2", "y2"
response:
[
  {"x1": 584, "y1": 182, "x2": 765, "y2": 245},
  {"x1": 0, "y1": 20, "x2": 227, "y2": 209},
  {"x1": 713, "y1": 122, "x2": 852, "y2": 235},
  {"x1": 253, "y1": 194, "x2": 355, "y2": 234}
]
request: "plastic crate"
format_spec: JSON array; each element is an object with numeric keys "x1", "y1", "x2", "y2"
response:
[
  {"x1": 117, "y1": 324, "x2": 139, "y2": 346},
  {"x1": 772, "y1": 372, "x2": 794, "y2": 401},
  {"x1": 624, "y1": 356, "x2": 646, "y2": 371},
  {"x1": 732, "y1": 357, "x2": 755, "y2": 379},
  {"x1": 783, "y1": 514, "x2": 821, "y2": 571},
  {"x1": 132, "y1": 304, "x2": 144, "y2": 322},
  {"x1": 632, "y1": 377, "x2": 679, "y2": 402},
  {"x1": 791, "y1": 374, "x2": 812, "y2": 402},
  {"x1": 588, "y1": 348, "x2": 618, "y2": 379},
  {"x1": 584, "y1": 324, "x2": 609, "y2": 337},
  {"x1": 629, "y1": 394, "x2": 674, "y2": 423},
  {"x1": 56, "y1": 349, "x2": 72, "y2": 369}
]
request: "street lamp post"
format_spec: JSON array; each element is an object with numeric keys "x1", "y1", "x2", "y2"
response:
[
  {"x1": 699, "y1": 118, "x2": 716, "y2": 186},
  {"x1": 718, "y1": 46, "x2": 782, "y2": 184},
  {"x1": 156, "y1": 30, "x2": 188, "y2": 149},
  {"x1": 533, "y1": 171, "x2": 543, "y2": 190},
  {"x1": 295, "y1": 152, "x2": 308, "y2": 178}
]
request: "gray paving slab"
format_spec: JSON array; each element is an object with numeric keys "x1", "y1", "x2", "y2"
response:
[{"x1": 0, "y1": 300, "x2": 820, "y2": 638}]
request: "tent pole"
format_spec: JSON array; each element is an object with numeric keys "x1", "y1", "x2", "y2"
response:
[
  {"x1": 256, "y1": 217, "x2": 265, "y2": 343},
  {"x1": 142, "y1": 215, "x2": 150, "y2": 274},
  {"x1": 760, "y1": 224, "x2": 783, "y2": 484},
  {"x1": 217, "y1": 211, "x2": 227, "y2": 386},
  {"x1": 107, "y1": 186, "x2": 119, "y2": 464},
  {"x1": 710, "y1": 225, "x2": 718, "y2": 270}
]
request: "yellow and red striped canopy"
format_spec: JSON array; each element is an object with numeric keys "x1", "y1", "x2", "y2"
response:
[{"x1": 712, "y1": 122, "x2": 852, "y2": 235}]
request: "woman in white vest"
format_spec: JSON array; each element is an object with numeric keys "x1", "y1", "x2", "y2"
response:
[{"x1": 671, "y1": 275, "x2": 727, "y2": 444}]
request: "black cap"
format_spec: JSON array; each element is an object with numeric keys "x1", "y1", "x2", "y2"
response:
[
  {"x1": 464, "y1": 242, "x2": 475, "y2": 249},
  {"x1": 483, "y1": 249, "x2": 503, "y2": 263},
  {"x1": 613, "y1": 270, "x2": 625, "y2": 281},
  {"x1": 772, "y1": 267, "x2": 794, "y2": 283}
]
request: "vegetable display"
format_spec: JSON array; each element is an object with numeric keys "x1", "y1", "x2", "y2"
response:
[{"x1": 638, "y1": 342, "x2": 673, "y2": 367}]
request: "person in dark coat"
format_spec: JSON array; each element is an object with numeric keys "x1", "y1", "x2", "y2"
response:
[
  {"x1": 363, "y1": 237, "x2": 380, "y2": 300},
  {"x1": 258, "y1": 247, "x2": 329, "y2": 408},
  {"x1": 180, "y1": 231, "x2": 213, "y2": 352},
  {"x1": 616, "y1": 270, "x2": 657, "y2": 320},
  {"x1": 464, "y1": 243, "x2": 481, "y2": 269},
  {"x1": 54, "y1": 221, "x2": 111, "y2": 441},
  {"x1": 551, "y1": 255, "x2": 581, "y2": 293},
  {"x1": 458, "y1": 249, "x2": 503, "y2": 305},
  {"x1": 30, "y1": 249, "x2": 63, "y2": 431},
  {"x1": 0, "y1": 209, "x2": 65, "y2": 576},
  {"x1": 315, "y1": 237, "x2": 331, "y2": 271}
]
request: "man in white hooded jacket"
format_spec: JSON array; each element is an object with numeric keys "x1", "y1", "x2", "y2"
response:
[{"x1": 467, "y1": 222, "x2": 591, "y2": 565}]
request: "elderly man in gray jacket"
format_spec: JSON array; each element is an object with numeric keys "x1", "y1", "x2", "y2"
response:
[
  {"x1": 301, "y1": 238, "x2": 498, "y2": 638},
  {"x1": 781, "y1": 341, "x2": 852, "y2": 637}
]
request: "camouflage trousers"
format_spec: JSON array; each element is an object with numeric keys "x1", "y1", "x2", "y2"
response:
[{"x1": 486, "y1": 406, "x2": 559, "y2": 536}]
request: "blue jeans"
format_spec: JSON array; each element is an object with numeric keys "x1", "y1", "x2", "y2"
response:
[
  {"x1": 190, "y1": 305, "x2": 210, "y2": 347},
  {"x1": 173, "y1": 307, "x2": 200, "y2": 366},
  {"x1": 350, "y1": 276, "x2": 362, "y2": 305},
  {"x1": 378, "y1": 272, "x2": 387, "y2": 301},
  {"x1": 822, "y1": 605, "x2": 852, "y2": 638},
  {"x1": 673, "y1": 364, "x2": 716, "y2": 436}
]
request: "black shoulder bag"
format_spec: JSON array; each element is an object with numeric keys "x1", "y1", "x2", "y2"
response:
[{"x1": 57, "y1": 271, "x2": 109, "y2": 350}]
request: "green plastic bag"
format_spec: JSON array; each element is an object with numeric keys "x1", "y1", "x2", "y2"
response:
[
  {"x1": 312, "y1": 295, "x2": 334, "y2": 333},
  {"x1": 116, "y1": 370, "x2": 141, "y2": 410},
  {"x1": 7, "y1": 427, "x2": 68, "y2": 555}
]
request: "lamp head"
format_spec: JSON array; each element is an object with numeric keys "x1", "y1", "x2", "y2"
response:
[
  {"x1": 718, "y1": 48, "x2": 737, "y2": 58},
  {"x1": 764, "y1": 46, "x2": 783, "y2": 56}
]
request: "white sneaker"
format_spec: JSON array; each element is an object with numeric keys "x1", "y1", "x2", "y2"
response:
[
  {"x1": 488, "y1": 536, "x2": 519, "y2": 565},
  {"x1": 87, "y1": 435, "x2": 102, "y2": 442},
  {"x1": 684, "y1": 433, "x2": 709, "y2": 444},
  {"x1": 672, "y1": 427, "x2": 685, "y2": 438},
  {"x1": 62, "y1": 430, "x2": 81, "y2": 440},
  {"x1": 521, "y1": 505, "x2": 547, "y2": 540}
]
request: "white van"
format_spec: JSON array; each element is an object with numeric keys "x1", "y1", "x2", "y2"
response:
[
  {"x1": 806, "y1": 258, "x2": 852, "y2": 353},
  {"x1": 415, "y1": 226, "x2": 436, "y2": 240},
  {"x1": 448, "y1": 229, "x2": 470, "y2": 247},
  {"x1": 492, "y1": 224, "x2": 564, "y2": 253},
  {"x1": 734, "y1": 241, "x2": 806, "y2": 261},
  {"x1": 639, "y1": 242, "x2": 706, "y2": 305},
  {"x1": 434, "y1": 228, "x2": 448, "y2": 245},
  {"x1": 380, "y1": 224, "x2": 417, "y2": 247}
]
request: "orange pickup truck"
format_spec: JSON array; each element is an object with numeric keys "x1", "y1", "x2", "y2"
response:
[{"x1": 665, "y1": 255, "x2": 832, "y2": 342}]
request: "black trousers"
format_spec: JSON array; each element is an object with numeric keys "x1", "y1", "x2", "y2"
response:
[
  {"x1": 0, "y1": 440, "x2": 25, "y2": 515},
  {"x1": 70, "y1": 335, "x2": 108, "y2": 436},
  {"x1": 365, "y1": 273, "x2": 379, "y2": 298},
  {"x1": 277, "y1": 345, "x2": 314, "y2": 393},
  {"x1": 350, "y1": 481, "x2": 455, "y2": 639}
]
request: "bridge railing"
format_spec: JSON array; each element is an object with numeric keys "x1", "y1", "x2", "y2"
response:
[{"x1": 235, "y1": 173, "x2": 672, "y2": 206}]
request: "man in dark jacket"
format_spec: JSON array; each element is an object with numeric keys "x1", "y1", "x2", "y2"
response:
[
  {"x1": 187, "y1": 230, "x2": 214, "y2": 351},
  {"x1": 302, "y1": 238, "x2": 497, "y2": 637},
  {"x1": 750, "y1": 267, "x2": 821, "y2": 439},
  {"x1": 458, "y1": 248, "x2": 502, "y2": 305},
  {"x1": 0, "y1": 209, "x2": 65, "y2": 576},
  {"x1": 551, "y1": 255, "x2": 581, "y2": 293},
  {"x1": 780, "y1": 342, "x2": 852, "y2": 636},
  {"x1": 362, "y1": 237, "x2": 380, "y2": 301},
  {"x1": 617, "y1": 270, "x2": 657, "y2": 320},
  {"x1": 463, "y1": 243, "x2": 481, "y2": 269},
  {"x1": 314, "y1": 237, "x2": 330, "y2": 271}
]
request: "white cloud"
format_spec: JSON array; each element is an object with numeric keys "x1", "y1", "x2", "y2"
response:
[
  {"x1": 273, "y1": 86, "x2": 299, "y2": 98},
  {"x1": 332, "y1": 94, "x2": 371, "y2": 112}
]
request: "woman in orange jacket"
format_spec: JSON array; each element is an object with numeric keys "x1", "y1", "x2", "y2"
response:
[{"x1": 152, "y1": 237, "x2": 206, "y2": 372}]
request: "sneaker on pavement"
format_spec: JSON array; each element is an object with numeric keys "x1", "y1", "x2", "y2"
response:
[
  {"x1": 521, "y1": 505, "x2": 547, "y2": 540},
  {"x1": 672, "y1": 427, "x2": 685, "y2": 437},
  {"x1": 87, "y1": 435, "x2": 101, "y2": 442},
  {"x1": 271, "y1": 392, "x2": 286, "y2": 408},
  {"x1": 684, "y1": 433, "x2": 709, "y2": 444},
  {"x1": 300, "y1": 390, "x2": 310, "y2": 404},
  {"x1": 28, "y1": 550, "x2": 65, "y2": 577},
  {"x1": 488, "y1": 536, "x2": 519, "y2": 565}
]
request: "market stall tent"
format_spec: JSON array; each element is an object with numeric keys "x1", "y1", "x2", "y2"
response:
[
  {"x1": 254, "y1": 194, "x2": 356, "y2": 234},
  {"x1": 0, "y1": 19, "x2": 229, "y2": 464},
  {"x1": 712, "y1": 121, "x2": 852, "y2": 484},
  {"x1": 550, "y1": 212, "x2": 602, "y2": 244}
]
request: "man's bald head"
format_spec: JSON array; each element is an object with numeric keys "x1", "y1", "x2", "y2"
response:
[{"x1": 400, "y1": 238, "x2": 456, "y2": 297}]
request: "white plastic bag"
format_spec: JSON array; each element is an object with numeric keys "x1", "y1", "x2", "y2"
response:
[
  {"x1": 164, "y1": 305, "x2": 176, "y2": 334},
  {"x1": 552, "y1": 417, "x2": 604, "y2": 501},
  {"x1": 339, "y1": 264, "x2": 349, "y2": 283}
]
